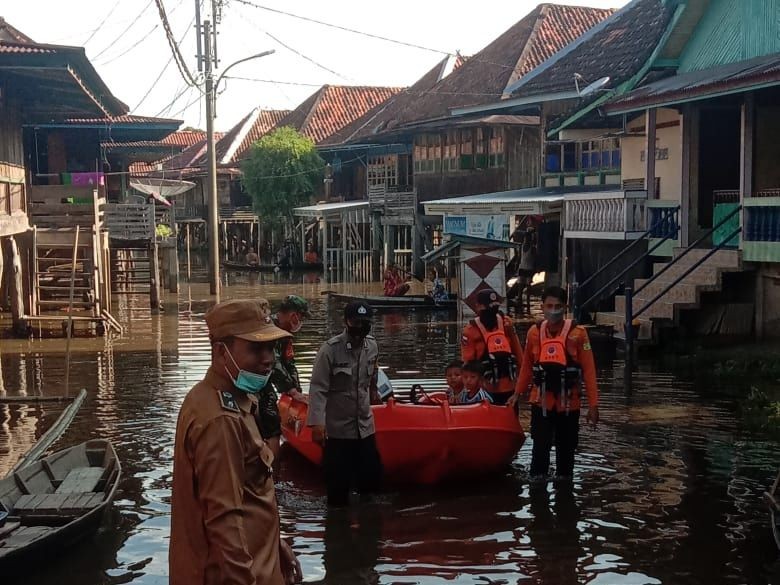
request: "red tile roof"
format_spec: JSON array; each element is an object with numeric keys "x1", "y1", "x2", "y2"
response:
[
  {"x1": 277, "y1": 85, "x2": 403, "y2": 145},
  {"x1": 511, "y1": 0, "x2": 673, "y2": 97},
  {"x1": 323, "y1": 54, "x2": 466, "y2": 145},
  {"x1": 63, "y1": 114, "x2": 182, "y2": 125},
  {"x1": 162, "y1": 130, "x2": 206, "y2": 147},
  {"x1": 0, "y1": 17, "x2": 34, "y2": 44},
  {"x1": 326, "y1": 4, "x2": 613, "y2": 142},
  {"x1": 232, "y1": 109, "x2": 291, "y2": 162},
  {"x1": 0, "y1": 41, "x2": 53, "y2": 54}
]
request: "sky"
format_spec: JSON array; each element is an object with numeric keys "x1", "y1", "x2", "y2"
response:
[{"x1": 5, "y1": 0, "x2": 627, "y2": 133}]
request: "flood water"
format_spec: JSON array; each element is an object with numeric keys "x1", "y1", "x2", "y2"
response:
[{"x1": 2, "y1": 267, "x2": 780, "y2": 584}]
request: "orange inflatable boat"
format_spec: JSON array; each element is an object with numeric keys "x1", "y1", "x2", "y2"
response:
[{"x1": 278, "y1": 394, "x2": 525, "y2": 485}]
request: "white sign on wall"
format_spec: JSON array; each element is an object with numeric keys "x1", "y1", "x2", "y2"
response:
[{"x1": 443, "y1": 214, "x2": 510, "y2": 240}]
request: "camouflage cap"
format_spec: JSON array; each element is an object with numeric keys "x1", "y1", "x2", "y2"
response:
[{"x1": 278, "y1": 294, "x2": 311, "y2": 318}]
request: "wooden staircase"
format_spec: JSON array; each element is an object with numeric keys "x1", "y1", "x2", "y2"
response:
[
  {"x1": 596, "y1": 248, "x2": 749, "y2": 340},
  {"x1": 25, "y1": 185, "x2": 119, "y2": 336}
]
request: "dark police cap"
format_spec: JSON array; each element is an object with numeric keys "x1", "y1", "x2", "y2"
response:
[
  {"x1": 344, "y1": 300, "x2": 373, "y2": 321},
  {"x1": 476, "y1": 289, "x2": 502, "y2": 307}
]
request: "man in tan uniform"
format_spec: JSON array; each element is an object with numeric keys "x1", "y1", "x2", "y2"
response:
[
  {"x1": 307, "y1": 300, "x2": 382, "y2": 506},
  {"x1": 170, "y1": 299, "x2": 302, "y2": 585}
]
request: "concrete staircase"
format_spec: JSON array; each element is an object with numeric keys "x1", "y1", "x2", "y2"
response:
[{"x1": 595, "y1": 248, "x2": 746, "y2": 340}]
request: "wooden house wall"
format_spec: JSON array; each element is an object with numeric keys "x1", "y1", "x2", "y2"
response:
[
  {"x1": 415, "y1": 167, "x2": 507, "y2": 203},
  {"x1": 0, "y1": 100, "x2": 29, "y2": 236},
  {"x1": 506, "y1": 126, "x2": 540, "y2": 190}
]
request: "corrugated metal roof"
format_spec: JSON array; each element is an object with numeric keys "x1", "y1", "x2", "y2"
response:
[
  {"x1": 293, "y1": 200, "x2": 369, "y2": 217},
  {"x1": 607, "y1": 52, "x2": 780, "y2": 113},
  {"x1": 425, "y1": 187, "x2": 570, "y2": 207}
]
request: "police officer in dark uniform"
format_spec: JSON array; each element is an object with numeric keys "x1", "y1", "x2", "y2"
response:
[{"x1": 307, "y1": 301, "x2": 382, "y2": 506}]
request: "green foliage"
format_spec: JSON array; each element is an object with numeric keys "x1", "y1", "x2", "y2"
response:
[
  {"x1": 241, "y1": 127, "x2": 324, "y2": 227},
  {"x1": 742, "y1": 386, "x2": 780, "y2": 436},
  {"x1": 156, "y1": 224, "x2": 173, "y2": 238}
]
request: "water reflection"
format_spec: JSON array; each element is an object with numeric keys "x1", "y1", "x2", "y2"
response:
[{"x1": 1, "y1": 275, "x2": 780, "y2": 584}]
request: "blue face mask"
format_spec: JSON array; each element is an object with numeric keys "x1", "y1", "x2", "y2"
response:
[{"x1": 222, "y1": 344, "x2": 271, "y2": 394}]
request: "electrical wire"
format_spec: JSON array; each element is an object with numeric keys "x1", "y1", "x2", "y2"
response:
[
  {"x1": 237, "y1": 5, "x2": 350, "y2": 81},
  {"x1": 233, "y1": 0, "x2": 449, "y2": 56},
  {"x1": 82, "y1": 0, "x2": 123, "y2": 46},
  {"x1": 154, "y1": 0, "x2": 200, "y2": 88},
  {"x1": 133, "y1": 14, "x2": 198, "y2": 111},
  {"x1": 223, "y1": 76, "x2": 504, "y2": 96},
  {"x1": 155, "y1": 83, "x2": 192, "y2": 117},
  {"x1": 91, "y1": 0, "x2": 156, "y2": 60},
  {"x1": 96, "y1": 0, "x2": 188, "y2": 64}
]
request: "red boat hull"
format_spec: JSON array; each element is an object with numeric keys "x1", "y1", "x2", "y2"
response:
[{"x1": 278, "y1": 395, "x2": 525, "y2": 485}]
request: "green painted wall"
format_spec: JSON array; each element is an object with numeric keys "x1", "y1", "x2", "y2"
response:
[{"x1": 678, "y1": 0, "x2": 780, "y2": 72}]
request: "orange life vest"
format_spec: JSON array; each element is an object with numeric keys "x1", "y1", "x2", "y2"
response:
[
  {"x1": 474, "y1": 318, "x2": 518, "y2": 386},
  {"x1": 534, "y1": 319, "x2": 581, "y2": 415}
]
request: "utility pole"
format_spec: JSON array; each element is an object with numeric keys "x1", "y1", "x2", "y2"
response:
[{"x1": 203, "y1": 18, "x2": 220, "y2": 298}]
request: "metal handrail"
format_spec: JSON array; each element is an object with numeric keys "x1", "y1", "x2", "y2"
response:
[
  {"x1": 576, "y1": 205, "x2": 680, "y2": 292},
  {"x1": 633, "y1": 226, "x2": 741, "y2": 321},
  {"x1": 574, "y1": 205, "x2": 680, "y2": 318},
  {"x1": 633, "y1": 203, "x2": 742, "y2": 298}
]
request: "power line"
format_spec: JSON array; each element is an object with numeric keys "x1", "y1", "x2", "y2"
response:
[
  {"x1": 97, "y1": 24, "x2": 160, "y2": 66},
  {"x1": 224, "y1": 76, "x2": 505, "y2": 96},
  {"x1": 155, "y1": 83, "x2": 192, "y2": 117},
  {"x1": 82, "y1": 0, "x2": 123, "y2": 46},
  {"x1": 237, "y1": 5, "x2": 350, "y2": 81},
  {"x1": 154, "y1": 0, "x2": 200, "y2": 87},
  {"x1": 95, "y1": 0, "x2": 186, "y2": 65},
  {"x1": 133, "y1": 14, "x2": 196, "y2": 111},
  {"x1": 91, "y1": 0, "x2": 157, "y2": 60},
  {"x1": 233, "y1": 0, "x2": 450, "y2": 56}
]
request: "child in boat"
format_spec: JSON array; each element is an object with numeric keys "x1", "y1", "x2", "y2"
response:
[
  {"x1": 445, "y1": 360, "x2": 464, "y2": 404},
  {"x1": 457, "y1": 361, "x2": 494, "y2": 404}
]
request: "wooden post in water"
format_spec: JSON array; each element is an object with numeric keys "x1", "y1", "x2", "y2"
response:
[
  {"x1": 64, "y1": 225, "x2": 80, "y2": 396},
  {"x1": 3, "y1": 236, "x2": 26, "y2": 336},
  {"x1": 624, "y1": 286, "x2": 634, "y2": 389},
  {"x1": 186, "y1": 222, "x2": 192, "y2": 280},
  {"x1": 150, "y1": 240, "x2": 161, "y2": 314}
]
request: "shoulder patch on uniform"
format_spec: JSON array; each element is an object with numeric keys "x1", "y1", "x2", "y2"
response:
[
  {"x1": 219, "y1": 390, "x2": 240, "y2": 412},
  {"x1": 582, "y1": 342, "x2": 592, "y2": 351}
]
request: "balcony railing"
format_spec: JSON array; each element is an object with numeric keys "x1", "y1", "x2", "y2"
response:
[
  {"x1": 564, "y1": 190, "x2": 647, "y2": 239},
  {"x1": 368, "y1": 185, "x2": 416, "y2": 225}
]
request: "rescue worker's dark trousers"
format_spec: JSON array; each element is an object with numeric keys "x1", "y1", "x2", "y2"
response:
[
  {"x1": 530, "y1": 406, "x2": 580, "y2": 477},
  {"x1": 324, "y1": 435, "x2": 383, "y2": 506}
]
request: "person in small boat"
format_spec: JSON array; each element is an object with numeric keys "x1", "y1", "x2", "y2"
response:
[
  {"x1": 245, "y1": 249, "x2": 260, "y2": 266},
  {"x1": 307, "y1": 301, "x2": 383, "y2": 507},
  {"x1": 508, "y1": 286, "x2": 599, "y2": 481},
  {"x1": 461, "y1": 289, "x2": 524, "y2": 405},
  {"x1": 170, "y1": 299, "x2": 302, "y2": 585},
  {"x1": 456, "y1": 361, "x2": 494, "y2": 404},
  {"x1": 429, "y1": 268, "x2": 449, "y2": 304},
  {"x1": 445, "y1": 360, "x2": 464, "y2": 404},
  {"x1": 383, "y1": 263, "x2": 410, "y2": 297},
  {"x1": 304, "y1": 244, "x2": 319, "y2": 264},
  {"x1": 255, "y1": 295, "x2": 311, "y2": 458}
]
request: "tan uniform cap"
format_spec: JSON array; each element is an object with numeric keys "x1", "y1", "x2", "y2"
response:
[{"x1": 205, "y1": 299, "x2": 291, "y2": 342}]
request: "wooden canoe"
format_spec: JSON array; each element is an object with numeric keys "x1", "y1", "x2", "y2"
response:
[
  {"x1": 0, "y1": 439, "x2": 121, "y2": 570},
  {"x1": 222, "y1": 260, "x2": 323, "y2": 272},
  {"x1": 279, "y1": 394, "x2": 525, "y2": 485},
  {"x1": 326, "y1": 292, "x2": 457, "y2": 310}
]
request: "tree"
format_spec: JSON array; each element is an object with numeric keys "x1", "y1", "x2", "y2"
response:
[{"x1": 241, "y1": 127, "x2": 324, "y2": 230}]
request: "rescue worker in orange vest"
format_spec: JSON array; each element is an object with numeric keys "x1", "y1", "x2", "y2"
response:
[
  {"x1": 508, "y1": 286, "x2": 599, "y2": 479},
  {"x1": 461, "y1": 289, "x2": 524, "y2": 405}
]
